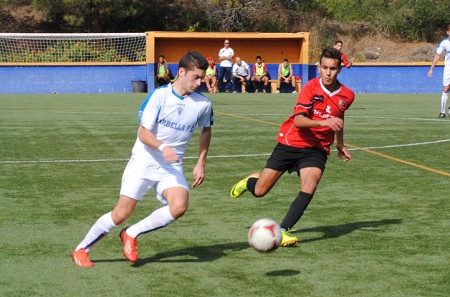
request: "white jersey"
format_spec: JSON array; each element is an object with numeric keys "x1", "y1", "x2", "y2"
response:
[
  {"x1": 219, "y1": 47, "x2": 234, "y2": 67},
  {"x1": 132, "y1": 83, "x2": 213, "y2": 164},
  {"x1": 436, "y1": 37, "x2": 450, "y2": 68},
  {"x1": 232, "y1": 61, "x2": 250, "y2": 76}
]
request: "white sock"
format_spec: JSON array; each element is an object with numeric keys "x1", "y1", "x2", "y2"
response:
[
  {"x1": 126, "y1": 205, "x2": 175, "y2": 238},
  {"x1": 75, "y1": 211, "x2": 116, "y2": 252},
  {"x1": 440, "y1": 92, "x2": 448, "y2": 113}
]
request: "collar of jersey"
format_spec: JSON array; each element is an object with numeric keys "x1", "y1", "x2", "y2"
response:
[
  {"x1": 319, "y1": 78, "x2": 342, "y2": 97},
  {"x1": 170, "y1": 85, "x2": 188, "y2": 100}
]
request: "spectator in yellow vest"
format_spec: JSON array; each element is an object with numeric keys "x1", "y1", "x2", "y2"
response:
[
  {"x1": 251, "y1": 55, "x2": 269, "y2": 93},
  {"x1": 276, "y1": 58, "x2": 297, "y2": 94},
  {"x1": 205, "y1": 56, "x2": 217, "y2": 93},
  {"x1": 155, "y1": 54, "x2": 171, "y2": 87}
]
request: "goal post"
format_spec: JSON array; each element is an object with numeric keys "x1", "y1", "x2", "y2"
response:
[{"x1": 0, "y1": 33, "x2": 146, "y2": 63}]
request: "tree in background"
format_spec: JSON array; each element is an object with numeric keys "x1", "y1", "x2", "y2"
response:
[{"x1": 1, "y1": 0, "x2": 448, "y2": 43}]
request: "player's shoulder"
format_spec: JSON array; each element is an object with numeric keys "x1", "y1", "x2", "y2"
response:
[
  {"x1": 437, "y1": 37, "x2": 450, "y2": 47},
  {"x1": 149, "y1": 83, "x2": 171, "y2": 97},
  {"x1": 339, "y1": 83, "x2": 355, "y2": 99},
  {"x1": 191, "y1": 91, "x2": 212, "y2": 104}
]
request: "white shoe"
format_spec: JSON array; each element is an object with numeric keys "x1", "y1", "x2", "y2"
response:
[
  {"x1": 275, "y1": 90, "x2": 280, "y2": 94},
  {"x1": 292, "y1": 91, "x2": 297, "y2": 94}
]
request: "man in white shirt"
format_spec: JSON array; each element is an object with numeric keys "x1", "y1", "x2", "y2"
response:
[
  {"x1": 72, "y1": 51, "x2": 213, "y2": 267},
  {"x1": 428, "y1": 24, "x2": 450, "y2": 118},
  {"x1": 218, "y1": 39, "x2": 234, "y2": 93},
  {"x1": 231, "y1": 56, "x2": 251, "y2": 93}
]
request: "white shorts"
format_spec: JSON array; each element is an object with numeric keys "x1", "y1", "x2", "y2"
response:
[
  {"x1": 120, "y1": 156, "x2": 189, "y2": 204},
  {"x1": 443, "y1": 66, "x2": 450, "y2": 87}
]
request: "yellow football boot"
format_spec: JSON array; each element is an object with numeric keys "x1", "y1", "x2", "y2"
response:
[{"x1": 229, "y1": 173, "x2": 260, "y2": 198}]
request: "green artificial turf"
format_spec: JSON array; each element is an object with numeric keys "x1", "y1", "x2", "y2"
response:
[{"x1": 0, "y1": 92, "x2": 448, "y2": 297}]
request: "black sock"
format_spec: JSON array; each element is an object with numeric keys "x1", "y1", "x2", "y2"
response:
[
  {"x1": 280, "y1": 191, "x2": 313, "y2": 230},
  {"x1": 246, "y1": 177, "x2": 258, "y2": 196}
]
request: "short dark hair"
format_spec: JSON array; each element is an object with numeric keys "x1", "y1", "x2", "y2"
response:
[
  {"x1": 159, "y1": 54, "x2": 165, "y2": 59},
  {"x1": 283, "y1": 58, "x2": 288, "y2": 62},
  {"x1": 334, "y1": 40, "x2": 343, "y2": 45},
  {"x1": 320, "y1": 48, "x2": 342, "y2": 66},
  {"x1": 178, "y1": 51, "x2": 208, "y2": 72},
  {"x1": 256, "y1": 55, "x2": 262, "y2": 60}
]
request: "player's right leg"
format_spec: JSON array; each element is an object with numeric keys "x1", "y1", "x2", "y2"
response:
[
  {"x1": 72, "y1": 211, "x2": 118, "y2": 267},
  {"x1": 440, "y1": 77, "x2": 450, "y2": 117},
  {"x1": 230, "y1": 173, "x2": 260, "y2": 198},
  {"x1": 439, "y1": 92, "x2": 448, "y2": 118}
]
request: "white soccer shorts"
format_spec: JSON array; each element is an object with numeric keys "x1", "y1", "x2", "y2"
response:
[{"x1": 120, "y1": 156, "x2": 189, "y2": 204}]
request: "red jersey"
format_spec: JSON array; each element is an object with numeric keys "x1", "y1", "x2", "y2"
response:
[
  {"x1": 276, "y1": 78, "x2": 355, "y2": 154},
  {"x1": 341, "y1": 52, "x2": 350, "y2": 67}
]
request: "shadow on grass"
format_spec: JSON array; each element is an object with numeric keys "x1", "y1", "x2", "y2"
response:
[
  {"x1": 130, "y1": 241, "x2": 249, "y2": 267},
  {"x1": 296, "y1": 219, "x2": 402, "y2": 243},
  {"x1": 266, "y1": 269, "x2": 300, "y2": 276}
]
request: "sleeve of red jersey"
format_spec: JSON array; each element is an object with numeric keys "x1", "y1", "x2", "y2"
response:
[
  {"x1": 341, "y1": 53, "x2": 350, "y2": 67},
  {"x1": 293, "y1": 82, "x2": 313, "y2": 117}
]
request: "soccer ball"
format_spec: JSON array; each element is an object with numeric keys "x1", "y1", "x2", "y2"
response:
[{"x1": 248, "y1": 218, "x2": 282, "y2": 252}]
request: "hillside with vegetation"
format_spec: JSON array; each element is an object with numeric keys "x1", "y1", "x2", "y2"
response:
[{"x1": 1, "y1": 0, "x2": 448, "y2": 62}]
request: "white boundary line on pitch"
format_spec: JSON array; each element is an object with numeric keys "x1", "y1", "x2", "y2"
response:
[
  {"x1": 1, "y1": 139, "x2": 449, "y2": 164},
  {"x1": 244, "y1": 114, "x2": 450, "y2": 122}
]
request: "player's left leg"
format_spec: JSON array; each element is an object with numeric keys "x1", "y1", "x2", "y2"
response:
[
  {"x1": 444, "y1": 84, "x2": 450, "y2": 116},
  {"x1": 276, "y1": 76, "x2": 282, "y2": 93},
  {"x1": 123, "y1": 169, "x2": 188, "y2": 261},
  {"x1": 290, "y1": 77, "x2": 297, "y2": 93},
  {"x1": 279, "y1": 167, "x2": 323, "y2": 247},
  {"x1": 439, "y1": 91, "x2": 448, "y2": 117},
  {"x1": 230, "y1": 168, "x2": 283, "y2": 199},
  {"x1": 440, "y1": 71, "x2": 450, "y2": 117}
]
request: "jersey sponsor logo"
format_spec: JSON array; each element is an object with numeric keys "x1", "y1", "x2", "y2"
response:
[
  {"x1": 313, "y1": 108, "x2": 332, "y2": 119},
  {"x1": 312, "y1": 94, "x2": 324, "y2": 102},
  {"x1": 177, "y1": 102, "x2": 185, "y2": 113},
  {"x1": 157, "y1": 119, "x2": 195, "y2": 132}
]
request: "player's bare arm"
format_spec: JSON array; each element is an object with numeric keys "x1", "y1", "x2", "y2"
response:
[
  {"x1": 335, "y1": 129, "x2": 351, "y2": 162},
  {"x1": 294, "y1": 114, "x2": 343, "y2": 131},
  {"x1": 192, "y1": 127, "x2": 211, "y2": 187},
  {"x1": 427, "y1": 53, "x2": 442, "y2": 77},
  {"x1": 138, "y1": 125, "x2": 178, "y2": 162}
]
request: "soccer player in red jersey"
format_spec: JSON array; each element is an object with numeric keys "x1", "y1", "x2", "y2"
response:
[
  {"x1": 230, "y1": 48, "x2": 355, "y2": 247},
  {"x1": 334, "y1": 40, "x2": 355, "y2": 69}
]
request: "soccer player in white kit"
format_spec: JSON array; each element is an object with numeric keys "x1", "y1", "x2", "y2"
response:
[
  {"x1": 72, "y1": 51, "x2": 213, "y2": 267},
  {"x1": 428, "y1": 24, "x2": 450, "y2": 118}
]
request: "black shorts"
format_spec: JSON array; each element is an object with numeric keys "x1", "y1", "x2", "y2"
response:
[{"x1": 265, "y1": 143, "x2": 327, "y2": 174}]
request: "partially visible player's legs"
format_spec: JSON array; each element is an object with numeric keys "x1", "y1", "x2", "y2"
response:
[
  {"x1": 218, "y1": 67, "x2": 226, "y2": 93},
  {"x1": 279, "y1": 167, "x2": 323, "y2": 247},
  {"x1": 230, "y1": 168, "x2": 283, "y2": 198},
  {"x1": 121, "y1": 186, "x2": 186, "y2": 262},
  {"x1": 126, "y1": 205, "x2": 175, "y2": 238},
  {"x1": 72, "y1": 196, "x2": 137, "y2": 267},
  {"x1": 250, "y1": 168, "x2": 284, "y2": 197},
  {"x1": 224, "y1": 67, "x2": 233, "y2": 93},
  {"x1": 280, "y1": 192, "x2": 313, "y2": 231},
  {"x1": 440, "y1": 74, "x2": 450, "y2": 117},
  {"x1": 439, "y1": 92, "x2": 448, "y2": 117}
]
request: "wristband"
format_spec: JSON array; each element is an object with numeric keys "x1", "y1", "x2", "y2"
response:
[{"x1": 158, "y1": 143, "x2": 167, "y2": 151}]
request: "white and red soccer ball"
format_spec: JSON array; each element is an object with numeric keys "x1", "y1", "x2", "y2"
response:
[{"x1": 248, "y1": 218, "x2": 282, "y2": 252}]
